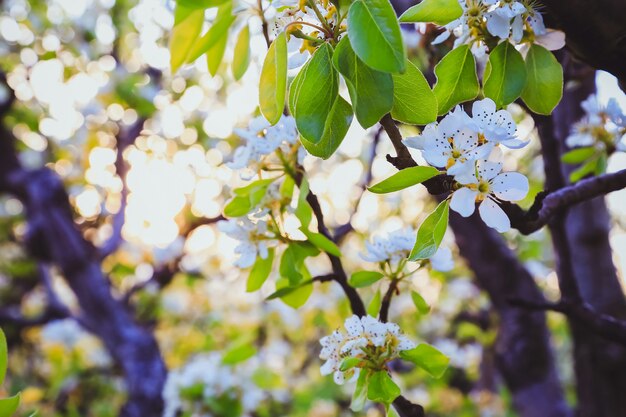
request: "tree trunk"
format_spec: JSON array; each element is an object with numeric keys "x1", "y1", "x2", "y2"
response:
[
  {"x1": 550, "y1": 59, "x2": 626, "y2": 417},
  {"x1": 450, "y1": 214, "x2": 572, "y2": 417}
]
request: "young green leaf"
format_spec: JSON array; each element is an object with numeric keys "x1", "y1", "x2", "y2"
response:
[
  {"x1": 569, "y1": 157, "x2": 599, "y2": 183},
  {"x1": 433, "y1": 45, "x2": 479, "y2": 115},
  {"x1": 299, "y1": 96, "x2": 353, "y2": 159},
  {"x1": 340, "y1": 357, "x2": 362, "y2": 371},
  {"x1": 224, "y1": 178, "x2": 276, "y2": 217},
  {"x1": 561, "y1": 146, "x2": 596, "y2": 164},
  {"x1": 299, "y1": 227, "x2": 342, "y2": 257},
  {"x1": 349, "y1": 271, "x2": 384, "y2": 288},
  {"x1": 367, "y1": 371, "x2": 401, "y2": 405},
  {"x1": 368, "y1": 290, "x2": 382, "y2": 316},
  {"x1": 186, "y1": 3, "x2": 235, "y2": 64},
  {"x1": 369, "y1": 166, "x2": 439, "y2": 193},
  {"x1": 290, "y1": 44, "x2": 342, "y2": 143},
  {"x1": 259, "y1": 31, "x2": 288, "y2": 125},
  {"x1": 399, "y1": 0, "x2": 463, "y2": 25},
  {"x1": 232, "y1": 25, "x2": 251, "y2": 80},
  {"x1": 483, "y1": 41, "x2": 527, "y2": 108},
  {"x1": 280, "y1": 242, "x2": 320, "y2": 285},
  {"x1": 169, "y1": 5, "x2": 205, "y2": 73},
  {"x1": 351, "y1": 369, "x2": 370, "y2": 412},
  {"x1": 333, "y1": 37, "x2": 393, "y2": 128},
  {"x1": 411, "y1": 290, "x2": 430, "y2": 314},
  {"x1": 177, "y1": 0, "x2": 229, "y2": 8},
  {"x1": 409, "y1": 199, "x2": 449, "y2": 260},
  {"x1": 0, "y1": 329, "x2": 6, "y2": 386},
  {"x1": 0, "y1": 394, "x2": 20, "y2": 417},
  {"x1": 247, "y1": 248, "x2": 275, "y2": 292},
  {"x1": 521, "y1": 44, "x2": 564, "y2": 115},
  {"x1": 399, "y1": 343, "x2": 450, "y2": 378},
  {"x1": 207, "y1": 27, "x2": 230, "y2": 76},
  {"x1": 222, "y1": 342, "x2": 257, "y2": 365},
  {"x1": 295, "y1": 178, "x2": 313, "y2": 227},
  {"x1": 391, "y1": 60, "x2": 438, "y2": 125},
  {"x1": 273, "y1": 277, "x2": 314, "y2": 308},
  {"x1": 347, "y1": 0, "x2": 406, "y2": 73}
]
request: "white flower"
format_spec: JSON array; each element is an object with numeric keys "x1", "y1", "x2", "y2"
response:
[
  {"x1": 566, "y1": 94, "x2": 626, "y2": 149},
  {"x1": 469, "y1": 98, "x2": 527, "y2": 148},
  {"x1": 228, "y1": 115, "x2": 298, "y2": 179},
  {"x1": 406, "y1": 106, "x2": 493, "y2": 175},
  {"x1": 217, "y1": 218, "x2": 278, "y2": 268},
  {"x1": 360, "y1": 229, "x2": 415, "y2": 265},
  {"x1": 450, "y1": 159, "x2": 529, "y2": 232},
  {"x1": 319, "y1": 315, "x2": 416, "y2": 385},
  {"x1": 429, "y1": 246, "x2": 454, "y2": 272}
]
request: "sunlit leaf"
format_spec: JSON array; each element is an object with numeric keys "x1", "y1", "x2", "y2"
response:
[
  {"x1": 170, "y1": 5, "x2": 205, "y2": 73},
  {"x1": 409, "y1": 199, "x2": 449, "y2": 260},
  {"x1": 433, "y1": 45, "x2": 479, "y2": 115},
  {"x1": 259, "y1": 32, "x2": 288, "y2": 125},
  {"x1": 369, "y1": 166, "x2": 439, "y2": 193},
  {"x1": 349, "y1": 271, "x2": 384, "y2": 288},
  {"x1": 232, "y1": 25, "x2": 251, "y2": 80},
  {"x1": 521, "y1": 44, "x2": 563, "y2": 115},
  {"x1": 400, "y1": 344, "x2": 449, "y2": 378},
  {"x1": 391, "y1": 60, "x2": 438, "y2": 125},
  {"x1": 483, "y1": 41, "x2": 527, "y2": 108},
  {"x1": 347, "y1": 0, "x2": 406, "y2": 73},
  {"x1": 399, "y1": 0, "x2": 463, "y2": 25},
  {"x1": 247, "y1": 248, "x2": 275, "y2": 292}
]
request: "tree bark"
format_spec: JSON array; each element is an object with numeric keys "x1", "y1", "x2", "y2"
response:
[
  {"x1": 548, "y1": 59, "x2": 626, "y2": 417},
  {"x1": 450, "y1": 214, "x2": 572, "y2": 417},
  {"x1": 0, "y1": 126, "x2": 167, "y2": 417}
]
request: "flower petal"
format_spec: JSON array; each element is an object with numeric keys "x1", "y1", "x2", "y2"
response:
[
  {"x1": 490, "y1": 172, "x2": 529, "y2": 201},
  {"x1": 478, "y1": 198, "x2": 511, "y2": 232},
  {"x1": 450, "y1": 187, "x2": 479, "y2": 217}
]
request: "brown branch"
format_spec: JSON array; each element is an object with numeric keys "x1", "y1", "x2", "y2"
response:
[
  {"x1": 392, "y1": 395, "x2": 425, "y2": 417},
  {"x1": 379, "y1": 279, "x2": 399, "y2": 323},
  {"x1": 510, "y1": 298, "x2": 626, "y2": 346}
]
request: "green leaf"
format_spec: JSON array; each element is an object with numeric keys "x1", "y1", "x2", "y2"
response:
[
  {"x1": 0, "y1": 329, "x2": 6, "y2": 386},
  {"x1": 391, "y1": 60, "x2": 438, "y2": 125},
  {"x1": 433, "y1": 45, "x2": 479, "y2": 115},
  {"x1": 247, "y1": 248, "x2": 275, "y2": 292},
  {"x1": 186, "y1": 3, "x2": 235, "y2": 64},
  {"x1": 399, "y1": 0, "x2": 463, "y2": 25},
  {"x1": 369, "y1": 166, "x2": 439, "y2": 193},
  {"x1": 295, "y1": 178, "x2": 313, "y2": 227},
  {"x1": 232, "y1": 25, "x2": 250, "y2": 80},
  {"x1": 280, "y1": 242, "x2": 320, "y2": 285},
  {"x1": 569, "y1": 158, "x2": 598, "y2": 183},
  {"x1": 259, "y1": 31, "x2": 288, "y2": 125},
  {"x1": 409, "y1": 199, "x2": 449, "y2": 260},
  {"x1": 521, "y1": 44, "x2": 564, "y2": 115},
  {"x1": 207, "y1": 30, "x2": 229, "y2": 76},
  {"x1": 272, "y1": 277, "x2": 314, "y2": 308},
  {"x1": 299, "y1": 228, "x2": 342, "y2": 257},
  {"x1": 368, "y1": 290, "x2": 382, "y2": 316},
  {"x1": 349, "y1": 271, "x2": 384, "y2": 288},
  {"x1": 367, "y1": 371, "x2": 401, "y2": 405},
  {"x1": 483, "y1": 41, "x2": 527, "y2": 108},
  {"x1": 399, "y1": 343, "x2": 449, "y2": 378},
  {"x1": 333, "y1": 37, "x2": 393, "y2": 128},
  {"x1": 224, "y1": 178, "x2": 276, "y2": 217},
  {"x1": 222, "y1": 341, "x2": 256, "y2": 365},
  {"x1": 561, "y1": 146, "x2": 596, "y2": 164},
  {"x1": 0, "y1": 394, "x2": 20, "y2": 417},
  {"x1": 411, "y1": 290, "x2": 430, "y2": 314},
  {"x1": 177, "y1": 0, "x2": 229, "y2": 8},
  {"x1": 351, "y1": 369, "x2": 370, "y2": 412},
  {"x1": 340, "y1": 357, "x2": 362, "y2": 371},
  {"x1": 170, "y1": 5, "x2": 205, "y2": 73},
  {"x1": 252, "y1": 367, "x2": 282, "y2": 389},
  {"x1": 347, "y1": 0, "x2": 406, "y2": 73},
  {"x1": 289, "y1": 44, "x2": 341, "y2": 143},
  {"x1": 299, "y1": 96, "x2": 353, "y2": 159}
]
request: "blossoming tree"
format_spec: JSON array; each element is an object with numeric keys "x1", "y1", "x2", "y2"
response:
[{"x1": 1, "y1": 0, "x2": 626, "y2": 416}]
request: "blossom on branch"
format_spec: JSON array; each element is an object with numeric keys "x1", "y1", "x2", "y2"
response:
[{"x1": 319, "y1": 315, "x2": 416, "y2": 385}]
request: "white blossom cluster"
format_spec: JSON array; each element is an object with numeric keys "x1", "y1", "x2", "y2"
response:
[
  {"x1": 163, "y1": 352, "x2": 280, "y2": 417},
  {"x1": 319, "y1": 315, "x2": 416, "y2": 385},
  {"x1": 228, "y1": 115, "x2": 301, "y2": 180},
  {"x1": 361, "y1": 229, "x2": 454, "y2": 272},
  {"x1": 406, "y1": 98, "x2": 529, "y2": 232},
  {"x1": 567, "y1": 94, "x2": 626, "y2": 151},
  {"x1": 434, "y1": 0, "x2": 564, "y2": 57},
  {"x1": 218, "y1": 217, "x2": 279, "y2": 268}
]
